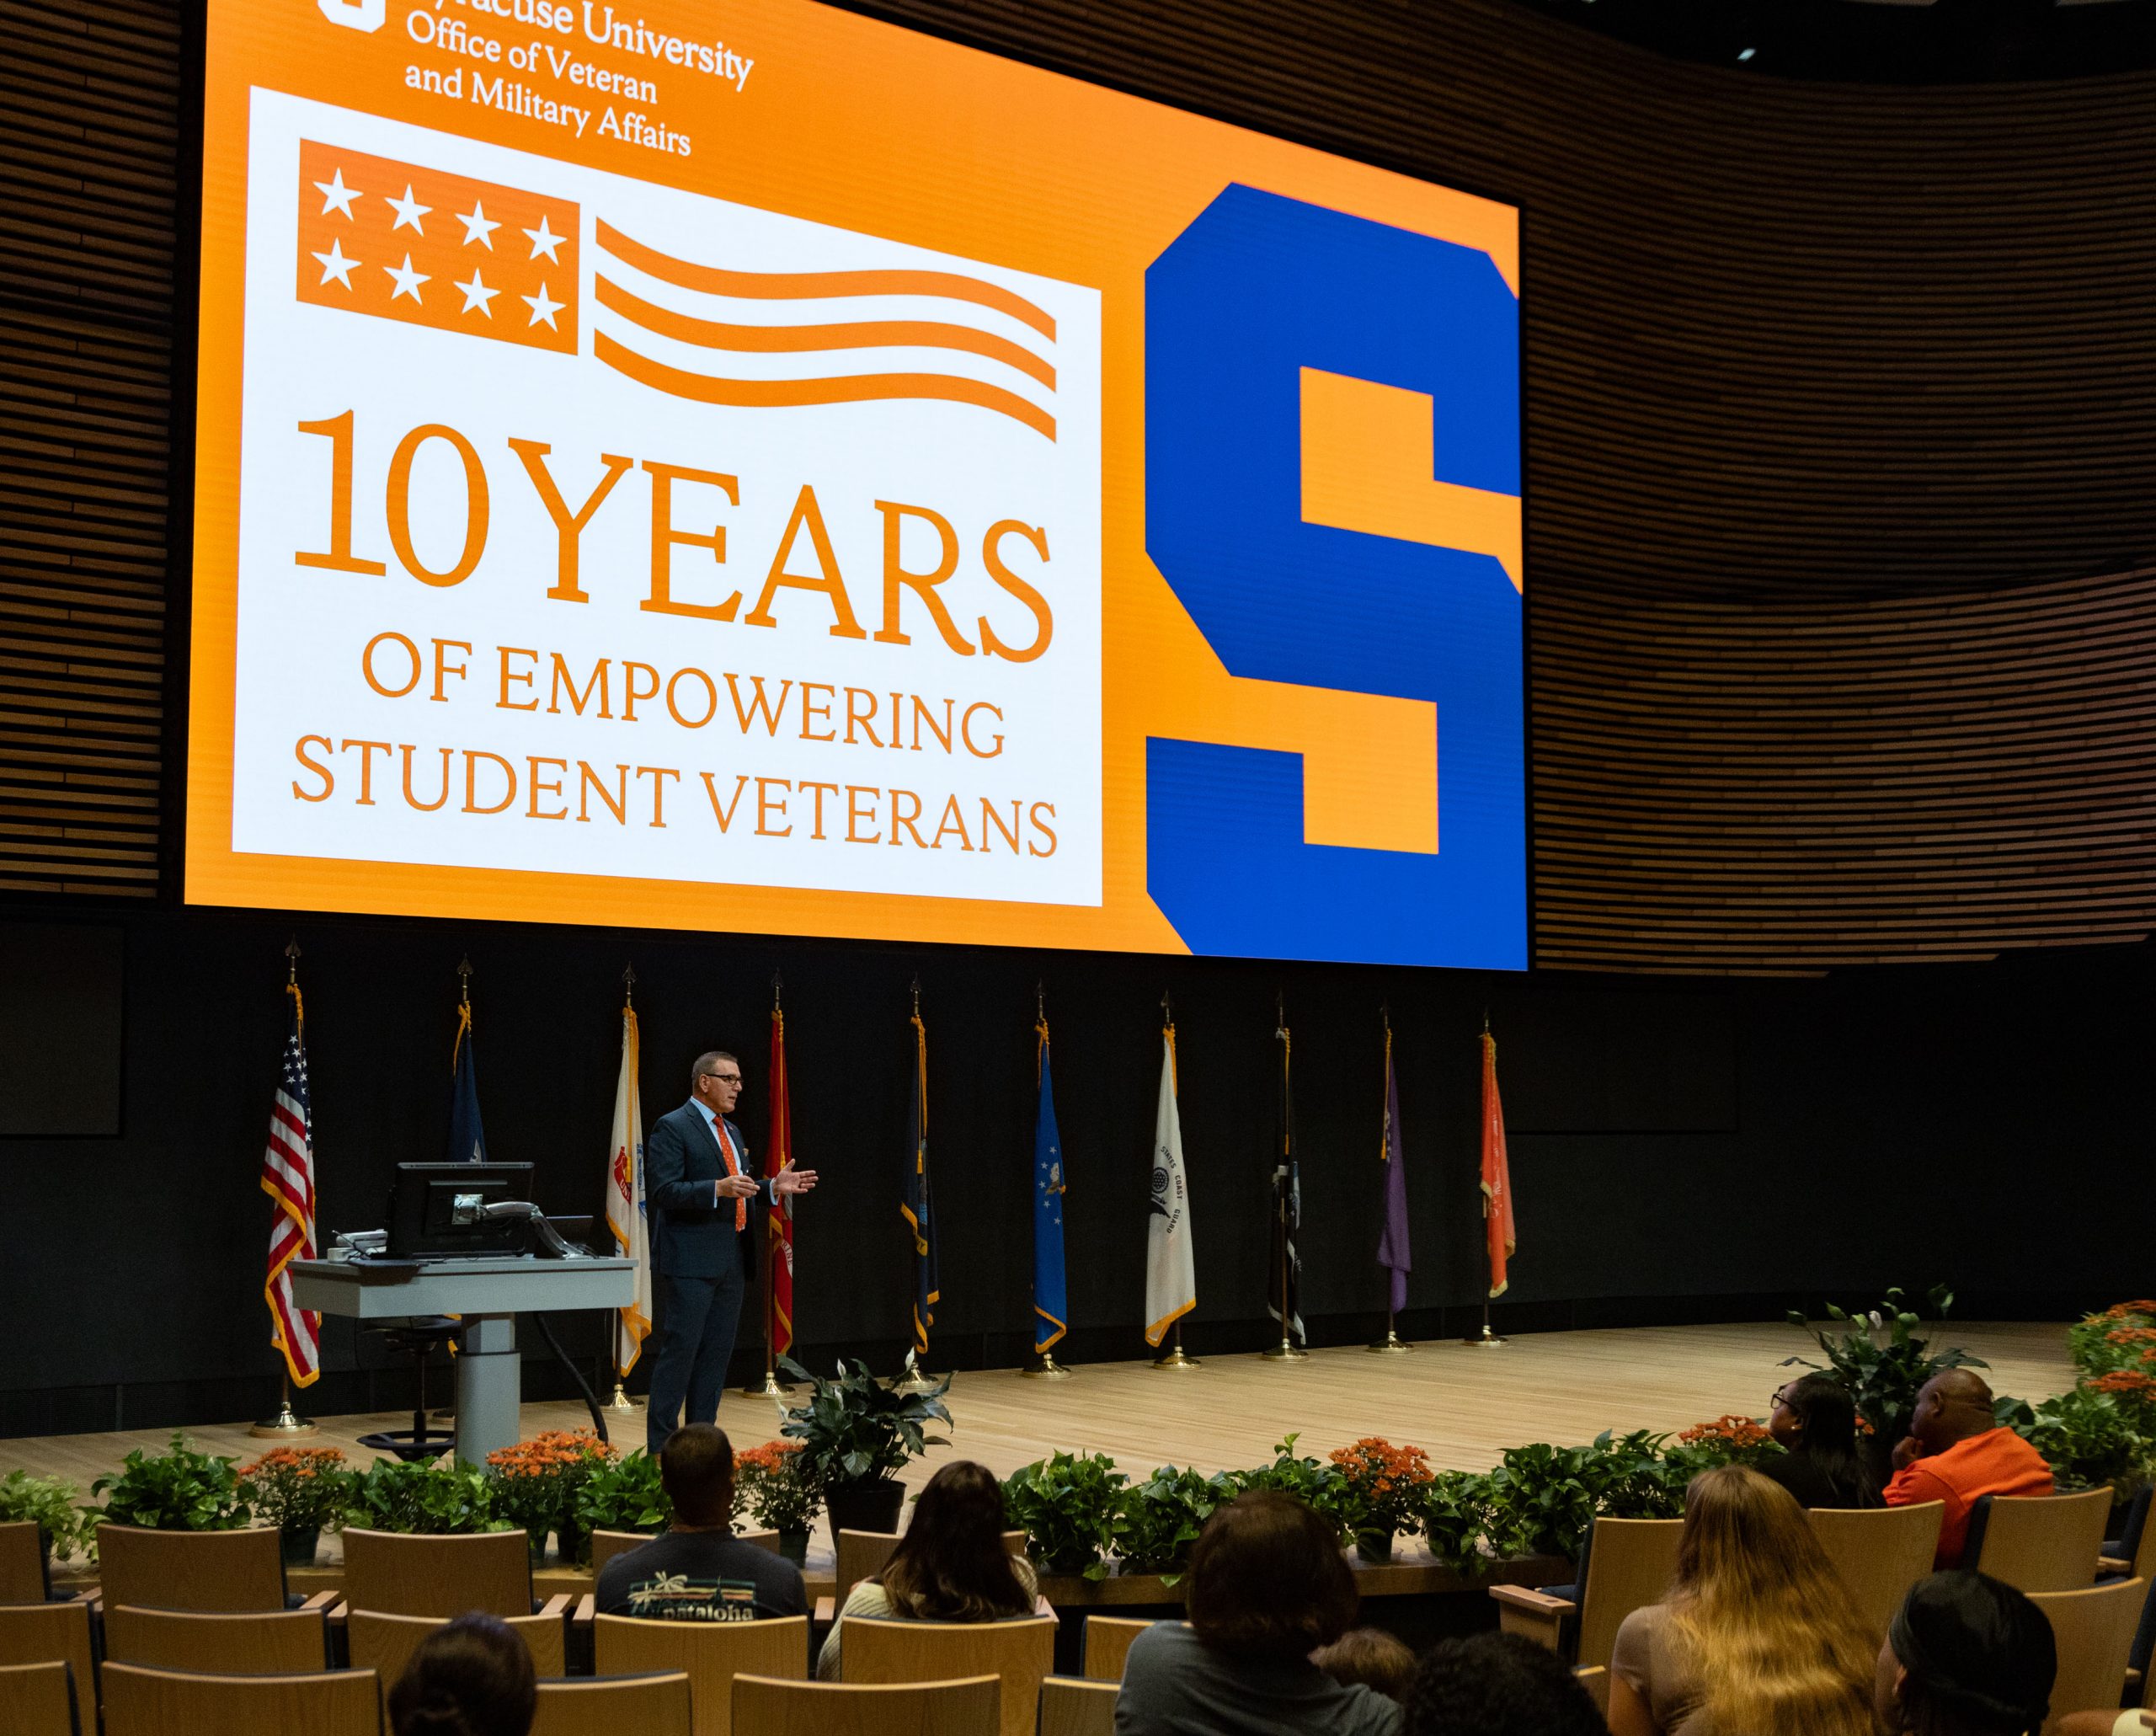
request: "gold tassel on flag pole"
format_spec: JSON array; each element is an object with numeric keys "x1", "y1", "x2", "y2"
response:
[
  {"x1": 253, "y1": 938, "x2": 319, "y2": 1438},
  {"x1": 607, "y1": 963, "x2": 643, "y2": 1411}
]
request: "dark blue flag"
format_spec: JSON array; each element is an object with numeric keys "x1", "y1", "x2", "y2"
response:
[
  {"x1": 1033, "y1": 1020, "x2": 1067, "y2": 1355},
  {"x1": 449, "y1": 1000, "x2": 486, "y2": 1163}
]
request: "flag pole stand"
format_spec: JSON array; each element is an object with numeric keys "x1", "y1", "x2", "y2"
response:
[
  {"x1": 1150, "y1": 1322, "x2": 1199, "y2": 1370},
  {"x1": 605, "y1": 1381, "x2": 640, "y2": 1411},
  {"x1": 1461, "y1": 1300, "x2": 1508, "y2": 1348},
  {"x1": 1368, "y1": 1311, "x2": 1412, "y2": 1354},
  {"x1": 249, "y1": 1372, "x2": 318, "y2": 1438},
  {"x1": 1021, "y1": 1350, "x2": 1071, "y2": 1380}
]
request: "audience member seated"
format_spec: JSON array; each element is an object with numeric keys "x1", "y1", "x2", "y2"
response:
[
  {"x1": 1115, "y1": 1490, "x2": 1400, "y2": 1736},
  {"x1": 387, "y1": 1612, "x2": 537, "y2": 1736},
  {"x1": 1401, "y1": 1632, "x2": 1604, "y2": 1736},
  {"x1": 814, "y1": 1460, "x2": 1038, "y2": 1680},
  {"x1": 594, "y1": 1424, "x2": 806, "y2": 1621},
  {"x1": 1760, "y1": 1374, "x2": 1881, "y2": 1509},
  {"x1": 1883, "y1": 1371, "x2": 2053, "y2": 1568},
  {"x1": 1609, "y1": 1465, "x2": 1876, "y2": 1736},
  {"x1": 1313, "y1": 1627, "x2": 1417, "y2": 1701},
  {"x1": 1874, "y1": 1570, "x2": 2054, "y2": 1736}
]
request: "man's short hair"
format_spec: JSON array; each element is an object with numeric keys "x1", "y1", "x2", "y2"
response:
[
  {"x1": 659, "y1": 1424, "x2": 734, "y2": 1527},
  {"x1": 1185, "y1": 1491, "x2": 1358, "y2": 1658},
  {"x1": 690, "y1": 1050, "x2": 739, "y2": 1087},
  {"x1": 1403, "y1": 1632, "x2": 1606, "y2": 1736},
  {"x1": 1312, "y1": 1626, "x2": 1417, "y2": 1701}
]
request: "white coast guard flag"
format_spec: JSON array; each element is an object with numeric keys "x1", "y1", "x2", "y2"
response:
[
  {"x1": 605, "y1": 1007, "x2": 651, "y2": 1375},
  {"x1": 1145, "y1": 1027, "x2": 1197, "y2": 1345}
]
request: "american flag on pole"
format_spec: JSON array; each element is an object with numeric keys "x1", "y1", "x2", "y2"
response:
[{"x1": 261, "y1": 981, "x2": 320, "y2": 1387}]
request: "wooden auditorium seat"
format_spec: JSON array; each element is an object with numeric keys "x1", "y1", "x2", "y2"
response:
[
  {"x1": 1809, "y1": 1502, "x2": 1945, "y2": 1638},
  {"x1": 94, "y1": 1524, "x2": 289, "y2": 1613},
  {"x1": 841, "y1": 1611, "x2": 1056, "y2": 1736},
  {"x1": 1081, "y1": 1614, "x2": 1152, "y2": 1680},
  {"x1": 99, "y1": 1660, "x2": 382, "y2": 1736},
  {"x1": 0, "y1": 1522, "x2": 50, "y2": 1605},
  {"x1": 339, "y1": 1526, "x2": 534, "y2": 1617},
  {"x1": 731, "y1": 1671, "x2": 1001, "y2": 1736},
  {"x1": 594, "y1": 1612, "x2": 808, "y2": 1736},
  {"x1": 836, "y1": 1529, "x2": 902, "y2": 1598},
  {"x1": 104, "y1": 1601, "x2": 334, "y2": 1675},
  {"x1": 2103, "y1": 1485, "x2": 2153, "y2": 1579},
  {"x1": 0, "y1": 1602, "x2": 95, "y2": 1712},
  {"x1": 347, "y1": 1601, "x2": 571, "y2": 1690},
  {"x1": 2027, "y1": 1578, "x2": 2145, "y2": 1731},
  {"x1": 588, "y1": 1528, "x2": 779, "y2": 1578},
  {"x1": 1038, "y1": 1675, "x2": 1117, "y2": 1736},
  {"x1": 0, "y1": 1659, "x2": 79, "y2": 1736},
  {"x1": 1968, "y1": 1489, "x2": 2115, "y2": 1593},
  {"x1": 530, "y1": 1670, "x2": 691, "y2": 1736},
  {"x1": 1489, "y1": 1515, "x2": 1683, "y2": 1669}
]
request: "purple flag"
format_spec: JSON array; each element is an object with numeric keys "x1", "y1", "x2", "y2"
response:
[{"x1": 1376, "y1": 1033, "x2": 1412, "y2": 1315}]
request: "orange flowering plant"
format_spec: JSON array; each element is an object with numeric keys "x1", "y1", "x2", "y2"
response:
[
  {"x1": 735, "y1": 1439, "x2": 819, "y2": 1535},
  {"x1": 2070, "y1": 1304, "x2": 2156, "y2": 1381},
  {"x1": 484, "y1": 1430, "x2": 615, "y2": 1542},
  {"x1": 1671, "y1": 1415, "x2": 1784, "y2": 1472},
  {"x1": 237, "y1": 1446, "x2": 353, "y2": 1534},
  {"x1": 1328, "y1": 1437, "x2": 1435, "y2": 1543}
]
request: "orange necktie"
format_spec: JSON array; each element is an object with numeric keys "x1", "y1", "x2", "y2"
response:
[{"x1": 716, "y1": 1119, "x2": 748, "y2": 1232}]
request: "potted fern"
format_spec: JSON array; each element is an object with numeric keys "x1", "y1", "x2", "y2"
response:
[{"x1": 777, "y1": 1355, "x2": 950, "y2": 1548}]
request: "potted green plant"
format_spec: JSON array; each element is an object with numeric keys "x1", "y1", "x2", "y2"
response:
[
  {"x1": 1002, "y1": 1450, "x2": 1124, "y2": 1579},
  {"x1": 736, "y1": 1440, "x2": 819, "y2": 1566},
  {"x1": 91, "y1": 1434, "x2": 252, "y2": 1532},
  {"x1": 573, "y1": 1449, "x2": 670, "y2": 1561},
  {"x1": 1785, "y1": 1286, "x2": 1986, "y2": 1482},
  {"x1": 485, "y1": 1430, "x2": 615, "y2": 1565},
  {"x1": 1996, "y1": 1387, "x2": 2156, "y2": 1501},
  {"x1": 344, "y1": 1460, "x2": 504, "y2": 1535},
  {"x1": 1420, "y1": 1469, "x2": 1494, "y2": 1571},
  {"x1": 1225, "y1": 1435, "x2": 1358, "y2": 1544},
  {"x1": 0, "y1": 1470, "x2": 93, "y2": 1570},
  {"x1": 1328, "y1": 1437, "x2": 1435, "y2": 1563},
  {"x1": 777, "y1": 1355, "x2": 951, "y2": 1548},
  {"x1": 1113, "y1": 1466, "x2": 1230, "y2": 1583},
  {"x1": 236, "y1": 1446, "x2": 352, "y2": 1567}
]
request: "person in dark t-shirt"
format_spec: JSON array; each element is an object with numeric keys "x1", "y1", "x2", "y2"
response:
[{"x1": 594, "y1": 1424, "x2": 806, "y2": 1621}]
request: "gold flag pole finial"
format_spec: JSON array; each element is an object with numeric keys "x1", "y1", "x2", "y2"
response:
[
  {"x1": 771, "y1": 969, "x2": 782, "y2": 1013},
  {"x1": 622, "y1": 963, "x2": 636, "y2": 1007},
  {"x1": 1161, "y1": 989, "x2": 1172, "y2": 1026},
  {"x1": 284, "y1": 937, "x2": 301, "y2": 984},
  {"x1": 1036, "y1": 979, "x2": 1046, "y2": 1027},
  {"x1": 457, "y1": 954, "x2": 473, "y2": 1010}
]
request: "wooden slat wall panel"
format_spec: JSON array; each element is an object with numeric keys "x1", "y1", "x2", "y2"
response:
[
  {"x1": 0, "y1": 0, "x2": 176, "y2": 896},
  {"x1": 5, "y1": 0, "x2": 2154, "y2": 968}
]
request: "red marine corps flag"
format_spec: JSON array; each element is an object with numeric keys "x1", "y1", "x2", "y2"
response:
[{"x1": 260, "y1": 954, "x2": 320, "y2": 1388}]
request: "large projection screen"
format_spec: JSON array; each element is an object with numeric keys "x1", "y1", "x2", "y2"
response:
[{"x1": 187, "y1": 0, "x2": 1525, "y2": 968}]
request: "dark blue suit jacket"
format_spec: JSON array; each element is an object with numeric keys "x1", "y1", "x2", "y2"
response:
[{"x1": 645, "y1": 1100, "x2": 764, "y2": 1279}]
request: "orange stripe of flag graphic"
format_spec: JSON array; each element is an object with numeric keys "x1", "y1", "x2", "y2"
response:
[{"x1": 295, "y1": 140, "x2": 579, "y2": 355}]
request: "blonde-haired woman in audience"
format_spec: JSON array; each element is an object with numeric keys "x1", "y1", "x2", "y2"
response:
[{"x1": 1609, "y1": 1464, "x2": 1876, "y2": 1736}]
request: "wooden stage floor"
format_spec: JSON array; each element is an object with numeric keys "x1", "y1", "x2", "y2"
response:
[{"x1": 2, "y1": 1320, "x2": 2077, "y2": 1493}]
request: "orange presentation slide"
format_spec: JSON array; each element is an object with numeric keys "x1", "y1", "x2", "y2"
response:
[{"x1": 189, "y1": 0, "x2": 1528, "y2": 967}]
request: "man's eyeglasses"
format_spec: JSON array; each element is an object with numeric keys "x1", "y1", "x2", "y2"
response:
[{"x1": 701, "y1": 1073, "x2": 744, "y2": 1087}]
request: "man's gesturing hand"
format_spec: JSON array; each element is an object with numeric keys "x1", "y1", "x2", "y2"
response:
[
  {"x1": 774, "y1": 1166, "x2": 819, "y2": 1197},
  {"x1": 714, "y1": 1173, "x2": 760, "y2": 1199}
]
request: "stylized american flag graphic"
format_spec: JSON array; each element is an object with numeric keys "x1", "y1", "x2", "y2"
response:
[
  {"x1": 262, "y1": 982, "x2": 320, "y2": 1386},
  {"x1": 295, "y1": 139, "x2": 579, "y2": 355},
  {"x1": 591, "y1": 219, "x2": 1060, "y2": 441}
]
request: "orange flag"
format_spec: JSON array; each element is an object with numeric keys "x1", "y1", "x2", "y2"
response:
[{"x1": 1479, "y1": 1030, "x2": 1515, "y2": 1299}]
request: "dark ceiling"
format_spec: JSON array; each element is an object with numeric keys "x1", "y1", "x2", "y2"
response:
[{"x1": 1503, "y1": 0, "x2": 2156, "y2": 81}]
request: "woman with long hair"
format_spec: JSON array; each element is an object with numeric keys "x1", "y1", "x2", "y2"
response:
[
  {"x1": 1762, "y1": 1374, "x2": 1882, "y2": 1508},
  {"x1": 1876, "y1": 1571, "x2": 2054, "y2": 1736},
  {"x1": 814, "y1": 1460, "x2": 1037, "y2": 1680},
  {"x1": 1609, "y1": 1465, "x2": 1876, "y2": 1736}
]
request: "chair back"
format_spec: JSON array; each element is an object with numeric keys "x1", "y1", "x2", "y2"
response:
[
  {"x1": 1809, "y1": 1502, "x2": 1945, "y2": 1638},
  {"x1": 1001, "y1": 1531, "x2": 1027, "y2": 1557},
  {"x1": 1573, "y1": 1666, "x2": 1609, "y2": 1715},
  {"x1": 95, "y1": 1524, "x2": 288, "y2": 1613},
  {"x1": 2029, "y1": 1577, "x2": 2145, "y2": 1730},
  {"x1": 732, "y1": 1672, "x2": 1001, "y2": 1736},
  {"x1": 1971, "y1": 1488, "x2": 2114, "y2": 1592},
  {"x1": 531, "y1": 1671, "x2": 691, "y2": 1736},
  {"x1": 1081, "y1": 1616, "x2": 1150, "y2": 1681},
  {"x1": 0, "y1": 1602, "x2": 95, "y2": 1712},
  {"x1": 842, "y1": 1613, "x2": 1056, "y2": 1736},
  {"x1": 835, "y1": 1529, "x2": 902, "y2": 1599},
  {"x1": 595, "y1": 1614, "x2": 808, "y2": 1736},
  {"x1": 1038, "y1": 1675, "x2": 1116, "y2": 1736},
  {"x1": 100, "y1": 1660, "x2": 382, "y2": 1736},
  {"x1": 591, "y1": 1530, "x2": 660, "y2": 1577},
  {"x1": 1576, "y1": 1518, "x2": 1684, "y2": 1672},
  {"x1": 105, "y1": 1604, "x2": 332, "y2": 1675},
  {"x1": 348, "y1": 1606, "x2": 568, "y2": 1690},
  {"x1": 0, "y1": 1660, "x2": 77, "y2": 1736},
  {"x1": 0, "y1": 1523, "x2": 48, "y2": 1605},
  {"x1": 2122, "y1": 1489, "x2": 2156, "y2": 1584},
  {"x1": 340, "y1": 1526, "x2": 533, "y2": 1617},
  {"x1": 739, "y1": 1528, "x2": 781, "y2": 1554}
]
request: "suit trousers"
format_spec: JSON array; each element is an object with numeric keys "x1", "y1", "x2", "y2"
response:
[{"x1": 647, "y1": 1263, "x2": 746, "y2": 1454}]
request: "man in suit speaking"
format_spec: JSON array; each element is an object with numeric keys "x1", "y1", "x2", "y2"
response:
[{"x1": 646, "y1": 1050, "x2": 819, "y2": 1452}]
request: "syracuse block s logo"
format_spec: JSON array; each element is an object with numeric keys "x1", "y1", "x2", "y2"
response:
[
  {"x1": 1145, "y1": 184, "x2": 1526, "y2": 969},
  {"x1": 316, "y1": 0, "x2": 386, "y2": 34}
]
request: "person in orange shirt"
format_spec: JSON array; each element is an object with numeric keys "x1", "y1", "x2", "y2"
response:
[{"x1": 1884, "y1": 1369, "x2": 2054, "y2": 1567}]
